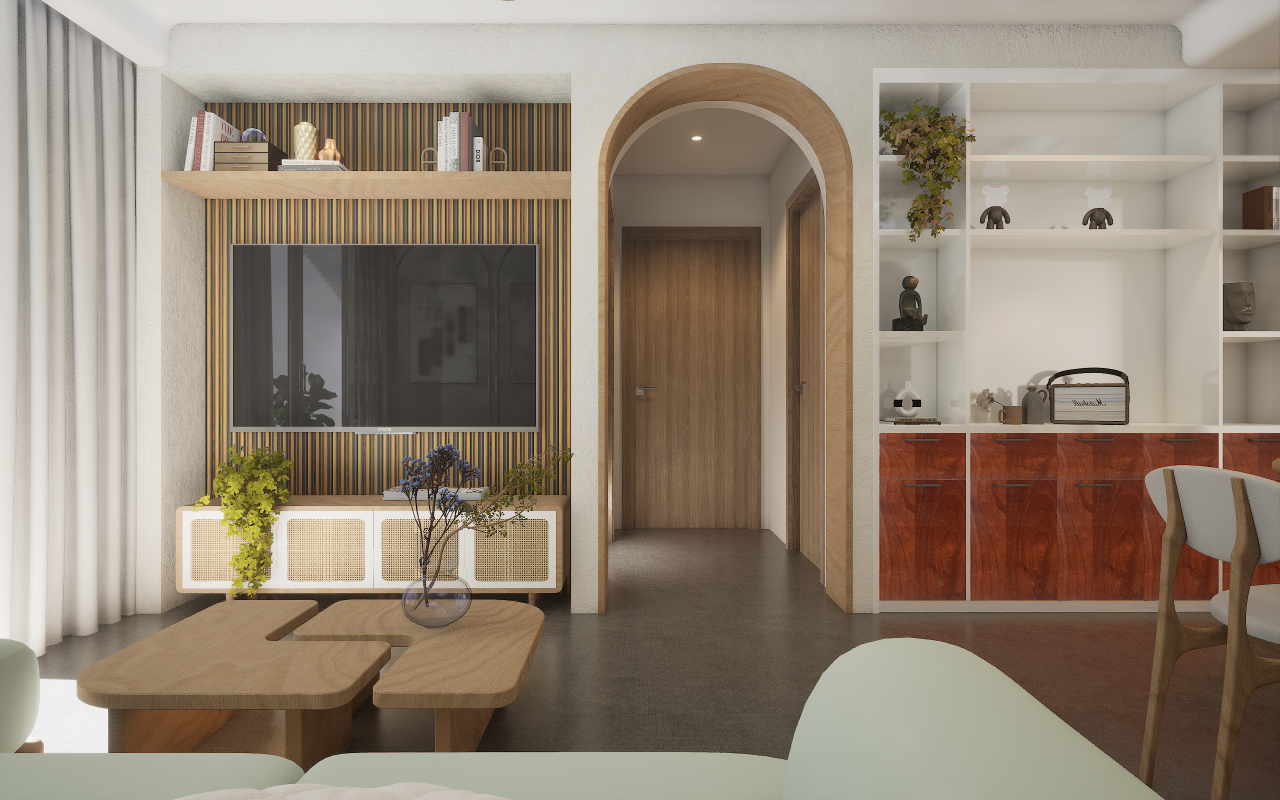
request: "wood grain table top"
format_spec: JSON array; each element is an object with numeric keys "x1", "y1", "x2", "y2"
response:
[
  {"x1": 292, "y1": 600, "x2": 545, "y2": 709},
  {"x1": 76, "y1": 600, "x2": 390, "y2": 711}
]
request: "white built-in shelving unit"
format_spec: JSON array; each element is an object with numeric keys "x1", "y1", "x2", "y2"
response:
[{"x1": 874, "y1": 69, "x2": 1280, "y2": 431}]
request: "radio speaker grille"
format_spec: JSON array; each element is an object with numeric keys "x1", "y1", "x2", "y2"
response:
[
  {"x1": 287, "y1": 518, "x2": 366, "y2": 582},
  {"x1": 475, "y1": 519, "x2": 549, "y2": 582},
  {"x1": 381, "y1": 519, "x2": 460, "y2": 581},
  {"x1": 191, "y1": 519, "x2": 270, "y2": 582}
]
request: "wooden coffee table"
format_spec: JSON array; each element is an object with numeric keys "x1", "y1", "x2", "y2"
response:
[
  {"x1": 77, "y1": 600, "x2": 389, "y2": 770},
  {"x1": 292, "y1": 599, "x2": 545, "y2": 752}
]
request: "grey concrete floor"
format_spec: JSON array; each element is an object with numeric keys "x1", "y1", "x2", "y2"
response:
[{"x1": 38, "y1": 528, "x2": 1280, "y2": 800}]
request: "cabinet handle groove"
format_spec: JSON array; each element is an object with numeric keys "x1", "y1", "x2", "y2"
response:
[
  {"x1": 905, "y1": 484, "x2": 941, "y2": 488},
  {"x1": 904, "y1": 439, "x2": 942, "y2": 443},
  {"x1": 1160, "y1": 438, "x2": 1198, "y2": 442},
  {"x1": 1076, "y1": 483, "x2": 1114, "y2": 488},
  {"x1": 1248, "y1": 438, "x2": 1280, "y2": 442},
  {"x1": 1076, "y1": 438, "x2": 1113, "y2": 443},
  {"x1": 994, "y1": 483, "x2": 1031, "y2": 487},
  {"x1": 994, "y1": 438, "x2": 1030, "y2": 443}
]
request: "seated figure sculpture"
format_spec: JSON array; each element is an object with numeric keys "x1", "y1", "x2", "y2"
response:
[{"x1": 892, "y1": 275, "x2": 928, "y2": 331}]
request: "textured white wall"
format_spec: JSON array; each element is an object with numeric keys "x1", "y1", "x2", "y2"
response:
[
  {"x1": 147, "y1": 23, "x2": 1184, "y2": 613},
  {"x1": 134, "y1": 73, "x2": 206, "y2": 613}
]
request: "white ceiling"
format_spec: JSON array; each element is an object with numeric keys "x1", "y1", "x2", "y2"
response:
[
  {"x1": 615, "y1": 108, "x2": 794, "y2": 177},
  {"x1": 46, "y1": 0, "x2": 1219, "y2": 66}
]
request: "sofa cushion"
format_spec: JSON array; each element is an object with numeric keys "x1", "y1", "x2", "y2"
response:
[
  {"x1": 175, "y1": 783, "x2": 512, "y2": 800},
  {"x1": 782, "y1": 638, "x2": 1159, "y2": 800},
  {"x1": 0, "y1": 638, "x2": 40, "y2": 753},
  {"x1": 302, "y1": 752, "x2": 787, "y2": 800},
  {"x1": 0, "y1": 753, "x2": 304, "y2": 800}
]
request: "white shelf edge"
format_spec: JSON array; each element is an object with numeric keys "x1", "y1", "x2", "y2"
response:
[{"x1": 1223, "y1": 331, "x2": 1280, "y2": 344}]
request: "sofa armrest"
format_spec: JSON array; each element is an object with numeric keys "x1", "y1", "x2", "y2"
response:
[{"x1": 0, "y1": 753, "x2": 304, "y2": 800}]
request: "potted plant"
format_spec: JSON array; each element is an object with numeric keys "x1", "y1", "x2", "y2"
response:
[
  {"x1": 879, "y1": 103, "x2": 975, "y2": 242},
  {"x1": 194, "y1": 446, "x2": 293, "y2": 597},
  {"x1": 399, "y1": 443, "x2": 572, "y2": 627}
]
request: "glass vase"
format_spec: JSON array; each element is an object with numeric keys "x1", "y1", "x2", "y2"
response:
[{"x1": 401, "y1": 559, "x2": 471, "y2": 628}]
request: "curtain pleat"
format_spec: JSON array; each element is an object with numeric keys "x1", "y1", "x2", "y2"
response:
[{"x1": 1, "y1": 0, "x2": 136, "y2": 655}]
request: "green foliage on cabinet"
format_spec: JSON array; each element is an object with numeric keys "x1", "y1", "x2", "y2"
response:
[{"x1": 195, "y1": 446, "x2": 293, "y2": 596}]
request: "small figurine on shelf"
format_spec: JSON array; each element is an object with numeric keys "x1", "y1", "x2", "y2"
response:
[
  {"x1": 892, "y1": 276, "x2": 929, "y2": 331},
  {"x1": 1224, "y1": 281, "x2": 1256, "y2": 331},
  {"x1": 241, "y1": 128, "x2": 266, "y2": 143},
  {"x1": 1082, "y1": 187, "x2": 1115, "y2": 230},
  {"x1": 979, "y1": 185, "x2": 1010, "y2": 229}
]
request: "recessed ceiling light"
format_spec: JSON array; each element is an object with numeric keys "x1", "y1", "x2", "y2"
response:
[{"x1": 691, "y1": 136, "x2": 702, "y2": 141}]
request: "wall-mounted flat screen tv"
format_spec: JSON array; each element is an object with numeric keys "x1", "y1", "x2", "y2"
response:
[{"x1": 231, "y1": 244, "x2": 539, "y2": 433}]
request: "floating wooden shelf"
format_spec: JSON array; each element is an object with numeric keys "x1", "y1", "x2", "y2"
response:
[{"x1": 161, "y1": 170, "x2": 571, "y2": 201}]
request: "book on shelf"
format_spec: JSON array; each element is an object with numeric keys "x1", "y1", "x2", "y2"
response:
[
  {"x1": 435, "y1": 112, "x2": 484, "y2": 171},
  {"x1": 187, "y1": 110, "x2": 240, "y2": 171},
  {"x1": 183, "y1": 116, "x2": 197, "y2": 171},
  {"x1": 278, "y1": 159, "x2": 348, "y2": 172},
  {"x1": 1242, "y1": 185, "x2": 1279, "y2": 230}
]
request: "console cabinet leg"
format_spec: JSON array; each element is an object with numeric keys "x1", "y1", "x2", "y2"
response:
[{"x1": 434, "y1": 707, "x2": 494, "y2": 752}]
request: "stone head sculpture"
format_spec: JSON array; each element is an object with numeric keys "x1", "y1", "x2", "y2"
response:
[{"x1": 1224, "y1": 282, "x2": 1255, "y2": 331}]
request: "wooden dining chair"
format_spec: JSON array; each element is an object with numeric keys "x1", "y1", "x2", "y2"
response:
[{"x1": 1139, "y1": 466, "x2": 1280, "y2": 800}]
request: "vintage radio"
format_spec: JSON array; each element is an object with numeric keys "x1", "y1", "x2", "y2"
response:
[{"x1": 1047, "y1": 368, "x2": 1130, "y2": 425}]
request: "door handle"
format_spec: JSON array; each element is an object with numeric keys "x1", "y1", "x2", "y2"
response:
[{"x1": 635, "y1": 386, "x2": 658, "y2": 396}]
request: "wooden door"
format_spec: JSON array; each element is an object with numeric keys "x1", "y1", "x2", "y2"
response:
[
  {"x1": 1143, "y1": 433, "x2": 1219, "y2": 599},
  {"x1": 620, "y1": 227, "x2": 761, "y2": 529},
  {"x1": 971, "y1": 479, "x2": 1058, "y2": 600},
  {"x1": 1223, "y1": 434, "x2": 1280, "y2": 586},
  {"x1": 1058, "y1": 480, "x2": 1147, "y2": 600},
  {"x1": 787, "y1": 172, "x2": 824, "y2": 570},
  {"x1": 880, "y1": 480, "x2": 966, "y2": 600}
]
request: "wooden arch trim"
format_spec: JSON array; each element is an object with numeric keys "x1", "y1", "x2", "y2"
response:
[{"x1": 597, "y1": 63, "x2": 854, "y2": 612}]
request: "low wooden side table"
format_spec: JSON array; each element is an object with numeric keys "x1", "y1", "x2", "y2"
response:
[
  {"x1": 293, "y1": 599, "x2": 545, "y2": 752},
  {"x1": 77, "y1": 600, "x2": 389, "y2": 770}
]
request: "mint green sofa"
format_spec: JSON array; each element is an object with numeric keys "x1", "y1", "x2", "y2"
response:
[{"x1": 1, "y1": 637, "x2": 1159, "y2": 800}]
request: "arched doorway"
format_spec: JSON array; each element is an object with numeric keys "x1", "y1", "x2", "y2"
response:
[{"x1": 597, "y1": 63, "x2": 854, "y2": 612}]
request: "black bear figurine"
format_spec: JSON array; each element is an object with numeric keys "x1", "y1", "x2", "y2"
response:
[
  {"x1": 980, "y1": 206, "x2": 1010, "y2": 229},
  {"x1": 1082, "y1": 207, "x2": 1114, "y2": 229}
]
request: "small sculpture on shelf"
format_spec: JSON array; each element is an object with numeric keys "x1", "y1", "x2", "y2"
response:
[
  {"x1": 1082, "y1": 187, "x2": 1114, "y2": 230},
  {"x1": 1224, "y1": 281, "x2": 1256, "y2": 331},
  {"x1": 892, "y1": 275, "x2": 929, "y2": 331},
  {"x1": 979, "y1": 185, "x2": 1010, "y2": 229},
  {"x1": 317, "y1": 138, "x2": 342, "y2": 163},
  {"x1": 241, "y1": 128, "x2": 266, "y2": 143}
]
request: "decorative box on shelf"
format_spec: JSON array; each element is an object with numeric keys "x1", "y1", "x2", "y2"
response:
[
  {"x1": 176, "y1": 494, "x2": 566, "y2": 595},
  {"x1": 212, "y1": 141, "x2": 284, "y2": 172}
]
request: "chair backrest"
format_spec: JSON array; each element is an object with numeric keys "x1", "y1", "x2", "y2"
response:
[
  {"x1": 1144, "y1": 466, "x2": 1280, "y2": 564},
  {"x1": 781, "y1": 638, "x2": 1159, "y2": 799},
  {"x1": 0, "y1": 638, "x2": 40, "y2": 753}
]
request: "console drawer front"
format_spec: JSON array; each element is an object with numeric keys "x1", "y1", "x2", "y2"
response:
[
  {"x1": 1144, "y1": 433, "x2": 1218, "y2": 471},
  {"x1": 970, "y1": 433, "x2": 1057, "y2": 479},
  {"x1": 1222, "y1": 434, "x2": 1280, "y2": 480},
  {"x1": 1058, "y1": 433, "x2": 1145, "y2": 479},
  {"x1": 880, "y1": 433, "x2": 966, "y2": 479}
]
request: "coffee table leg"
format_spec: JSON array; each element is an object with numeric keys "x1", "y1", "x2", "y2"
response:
[
  {"x1": 285, "y1": 706, "x2": 352, "y2": 770},
  {"x1": 108, "y1": 709, "x2": 240, "y2": 753},
  {"x1": 434, "y1": 707, "x2": 495, "y2": 752}
]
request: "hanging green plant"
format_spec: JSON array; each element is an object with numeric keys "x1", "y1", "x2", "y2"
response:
[
  {"x1": 194, "y1": 446, "x2": 292, "y2": 597},
  {"x1": 879, "y1": 103, "x2": 975, "y2": 242}
]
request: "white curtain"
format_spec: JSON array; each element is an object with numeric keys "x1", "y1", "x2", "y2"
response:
[{"x1": 0, "y1": 0, "x2": 136, "y2": 656}]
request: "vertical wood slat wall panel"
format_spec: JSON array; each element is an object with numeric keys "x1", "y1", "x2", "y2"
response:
[{"x1": 205, "y1": 103, "x2": 570, "y2": 496}]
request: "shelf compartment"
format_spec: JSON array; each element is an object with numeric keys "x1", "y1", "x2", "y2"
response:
[
  {"x1": 1223, "y1": 231, "x2": 1280, "y2": 251},
  {"x1": 878, "y1": 229, "x2": 962, "y2": 250},
  {"x1": 968, "y1": 155, "x2": 1212, "y2": 182},
  {"x1": 1223, "y1": 332, "x2": 1280, "y2": 344},
  {"x1": 970, "y1": 229, "x2": 1214, "y2": 251},
  {"x1": 880, "y1": 331, "x2": 963, "y2": 346},
  {"x1": 160, "y1": 170, "x2": 572, "y2": 201},
  {"x1": 1223, "y1": 156, "x2": 1280, "y2": 182}
]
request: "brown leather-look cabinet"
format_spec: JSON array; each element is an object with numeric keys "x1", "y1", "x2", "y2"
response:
[
  {"x1": 1222, "y1": 433, "x2": 1280, "y2": 587},
  {"x1": 1144, "y1": 434, "x2": 1221, "y2": 599}
]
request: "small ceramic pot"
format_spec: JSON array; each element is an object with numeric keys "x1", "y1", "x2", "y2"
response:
[{"x1": 317, "y1": 138, "x2": 342, "y2": 163}]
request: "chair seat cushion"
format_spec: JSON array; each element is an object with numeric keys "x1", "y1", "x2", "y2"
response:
[{"x1": 1210, "y1": 584, "x2": 1280, "y2": 644}]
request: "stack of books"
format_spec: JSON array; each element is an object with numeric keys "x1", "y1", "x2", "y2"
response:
[
  {"x1": 183, "y1": 110, "x2": 240, "y2": 171},
  {"x1": 278, "y1": 159, "x2": 349, "y2": 172},
  {"x1": 436, "y1": 111, "x2": 486, "y2": 171},
  {"x1": 212, "y1": 141, "x2": 284, "y2": 172},
  {"x1": 1243, "y1": 185, "x2": 1279, "y2": 230}
]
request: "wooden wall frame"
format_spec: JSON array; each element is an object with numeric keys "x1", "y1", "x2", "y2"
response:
[{"x1": 597, "y1": 64, "x2": 854, "y2": 613}]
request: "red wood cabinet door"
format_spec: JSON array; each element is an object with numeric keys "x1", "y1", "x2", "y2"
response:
[
  {"x1": 880, "y1": 434, "x2": 966, "y2": 480},
  {"x1": 1058, "y1": 480, "x2": 1147, "y2": 600},
  {"x1": 971, "y1": 479, "x2": 1058, "y2": 600},
  {"x1": 1144, "y1": 433, "x2": 1219, "y2": 471},
  {"x1": 971, "y1": 433, "x2": 1057, "y2": 479},
  {"x1": 880, "y1": 480, "x2": 966, "y2": 600},
  {"x1": 1222, "y1": 434, "x2": 1280, "y2": 586},
  {"x1": 1058, "y1": 433, "x2": 1146, "y2": 479},
  {"x1": 1144, "y1": 433, "x2": 1220, "y2": 599}
]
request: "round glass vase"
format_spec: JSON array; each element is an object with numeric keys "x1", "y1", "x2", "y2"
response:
[{"x1": 401, "y1": 559, "x2": 471, "y2": 628}]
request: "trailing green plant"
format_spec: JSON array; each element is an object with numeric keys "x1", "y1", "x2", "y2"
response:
[
  {"x1": 194, "y1": 446, "x2": 293, "y2": 596},
  {"x1": 879, "y1": 103, "x2": 975, "y2": 242}
]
